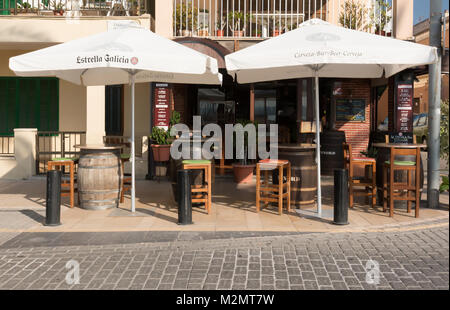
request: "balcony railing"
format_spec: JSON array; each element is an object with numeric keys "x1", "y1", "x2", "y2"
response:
[
  {"x1": 173, "y1": 0, "x2": 393, "y2": 39},
  {"x1": 0, "y1": 0, "x2": 149, "y2": 16}
]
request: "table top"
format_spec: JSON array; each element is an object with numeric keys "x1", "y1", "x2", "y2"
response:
[
  {"x1": 276, "y1": 143, "x2": 317, "y2": 150},
  {"x1": 74, "y1": 144, "x2": 124, "y2": 150},
  {"x1": 373, "y1": 143, "x2": 427, "y2": 149}
]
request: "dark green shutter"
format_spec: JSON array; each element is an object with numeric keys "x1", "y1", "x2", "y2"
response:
[{"x1": 0, "y1": 77, "x2": 59, "y2": 136}]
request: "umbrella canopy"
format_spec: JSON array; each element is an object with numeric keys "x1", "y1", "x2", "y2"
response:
[
  {"x1": 226, "y1": 19, "x2": 437, "y2": 83},
  {"x1": 10, "y1": 26, "x2": 222, "y2": 213},
  {"x1": 9, "y1": 27, "x2": 222, "y2": 86},
  {"x1": 225, "y1": 18, "x2": 437, "y2": 217}
]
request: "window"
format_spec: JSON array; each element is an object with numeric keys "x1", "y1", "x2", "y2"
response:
[
  {"x1": 0, "y1": 77, "x2": 58, "y2": 136},
  {"x1": 105, "y1": 85, "x2": 123, "y2": 136},
  {"x1": 254, "y1": 89, "x2": 277, "y2": 124}
]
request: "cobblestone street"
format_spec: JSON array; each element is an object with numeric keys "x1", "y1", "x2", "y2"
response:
[{"x1": 0, "y1": 224, "x2": 448, "y2": 290}]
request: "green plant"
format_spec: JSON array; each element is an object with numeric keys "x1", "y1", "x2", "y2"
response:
[
  {"x1": 216, "y1": 16, "x2": 227, "y2": 30},
  {"x1": 174, "y1": 2, "x2": 198, "y2": 31},
  {"x1": 170, "y1": 110, "x2": 181, "y2": 128},
  {"x1": 339, "y1": 0, "x2": 369, "y2": 31},
  {"x1": 369, "y1": 0, "x2": 392, "y2": 33},
  {"x1": 20, "y1": 2, "x2": 31, "y2": 9},
  {"x1": 50, "y1": 1, "x2": 65, "y2": 11},
  {"x1": 227, "y1": 11, "x2": 251, "y2": 31},
  {"x1": 150, "y1": 126, "x2": 170, "y2": 145},
  {"x1": 440, "y1": 176, "x2": 449, "y2": 193},
  {"x1": 360, "y1": 146, "x2": 378, "y2": 158}
]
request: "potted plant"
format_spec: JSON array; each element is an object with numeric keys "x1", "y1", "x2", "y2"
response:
[
  {"x1": 150, "y1": 126, "x2": 171, "y2": 162},
  {"x1": 51, "y1": 1, "x2": 65, "y2": 15},
  {"x1": 232, "y1": 120, "x2": 258, "y2": 184},
  {"x1": 174, "y1": 2, "x2": 198, "y2": 36},
  {"x1": 228, "y1": 11, "x2": 251, "y2": 37},
  {"x1": 369, "y1": 0, "x2": 392, "y2": 36},
  {"x1": 197, "y1": 22, "x2": 209, "y2": 37},
  {"x1": 216, "y1": 17, "x2": 226, "y2": 37},
  {"x1": 270, "y1": 14, "x2": 283, "y2": 36},
  {"x1": 339, "y1": 0, "x2": 369, "y2": 31}
]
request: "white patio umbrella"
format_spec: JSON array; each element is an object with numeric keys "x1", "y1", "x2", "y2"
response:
[
  {"x1": 225, "y1": 18, "x2": 437, "y2": 217},
  {"x1": 9, "y1": 26, "x2": 222, "y2": 213}
]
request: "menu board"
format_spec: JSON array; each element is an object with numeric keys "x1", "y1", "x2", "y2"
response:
[
  {"x1": 153, "y1": 83, "x2": 170, "y2": 130},
  {"x1": 335, "y1": 99, "x2": 366, "y2": 122},
  {"x1": 396, "y1": 84, "x2": 413, "y2": 132}
]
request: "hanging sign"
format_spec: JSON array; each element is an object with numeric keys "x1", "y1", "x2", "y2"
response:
[
  {"x1": 396, "y1": 84, "x2": 413, "y2": 132},
  {"x1": 153, "y1": 83, "x2": 170, "y2": 130}
]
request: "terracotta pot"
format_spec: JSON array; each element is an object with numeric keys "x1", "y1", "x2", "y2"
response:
[
  {"x1": 198, "y1": 29, "x2": 209, "y2": 37},
  {"x1": 272, "y1": 29, "x2": 281, "y2": 37},
  {"x1": 216, "y1": 30, "x2": 224, "y2": 37},
  {"x1": 151, "y1": 144, "x2": 171, "y2": 162},
  {"x1": 232, "y1": 163, "x2": 255, "y2": 184},
  {"x1": 233, "y1": 30, "x2": 244, "y2": 37}
]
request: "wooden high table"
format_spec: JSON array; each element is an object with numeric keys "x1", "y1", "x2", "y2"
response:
[{"x1": 74, "y1": 144, "x2": 124, "y2": 210}]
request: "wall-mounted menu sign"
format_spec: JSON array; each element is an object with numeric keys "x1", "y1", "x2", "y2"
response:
[
  {"x1": 388, "y1": 132, "x2": 413, "y2": 144},
  {"x1": 396, "y1": 84, "x2": 413, "y2": 132},
  {"x1": 153, "y1": 83, "x2": 170, "y2": 130},
  {"x1": 335, "y1": 99, "x2": 366, "y2": 122}
]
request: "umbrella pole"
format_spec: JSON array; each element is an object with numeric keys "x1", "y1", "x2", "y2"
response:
[
  {"x1": 314, "y1": 73, "x2": 322, "y2": 218},
  {"x1": 131, "y1": 74, "x2": 136, "y2": 213}
]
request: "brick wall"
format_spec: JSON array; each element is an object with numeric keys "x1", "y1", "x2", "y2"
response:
[{"x1": 334, "y1": 79, "x2": 372, "y2": 157}]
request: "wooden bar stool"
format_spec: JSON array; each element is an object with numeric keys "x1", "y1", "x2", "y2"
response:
[
  {"x1": 47, "y1": 157, "x2": 78, "y2": 208},
  {"x1": 343, "y1": 143, "x2": 377, "y2": 208},
  {"x1": 256, "y1": 159, "x2": 291, "y2": 215},
  {"x1": 382, "y1": 147, "x2": 421, "y2": 218},
  {"x1": 120, "y1": 154, "x2": 131, "y2": 203},
  {"x1": 182, "y1": 160, "x2": 212, "y2": 214}
]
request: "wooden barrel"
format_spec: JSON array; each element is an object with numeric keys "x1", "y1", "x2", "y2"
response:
[
  {"x1": 274, "y1": 144, "x2": 318, "y2": 206},
  {"x1": 78, "y1": 149, "x2": 121, "y2": 210},
  {"x1": 320, "y1": 130, "x2": 346, "y2": 175}
]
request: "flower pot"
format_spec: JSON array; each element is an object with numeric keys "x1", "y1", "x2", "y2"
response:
[
  {"x1": 216, "y1": 30, "x2": 224, "y2": 37},
  {"x1": 53, "y1": 10, "x2": 64, "y2": 16},
  {"x1": 151, "y1": 144, "x2": 171, "y2": 162},
  {"x1": 233, "y1": 30, "x2": 244, "y2": 37},
  {"x1": 272, "y1": 29, "x2": 281, "y2": 37},
  {"x1": 198, "y1": 29, "x2": 209, "y2": 37},
  {"x1": 180, "y1": 30, "x2": 192, "y2": 37},
  {"x1": 232, "y1": 163, "x2": 255, "y2": 184}
]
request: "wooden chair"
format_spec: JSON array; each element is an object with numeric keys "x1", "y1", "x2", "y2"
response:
[
  {"x1": 382, "y1": 147, "x2": 421, "y2": 218},
  {"x1": 182, "y1": 160, "x2": 212, "y2": 214},
  {"x1": 47, "y1": 157, "x2": 78, "y2": 208},
  {"x1": 256, "y1": 159, "x2": 291, "y2": 215},
  {"x1": 120, "y1": 154, "x2": 131, "y2": 203},
  {"x1": 343, "y1": 143, "x2": 376, "y2": 208}
]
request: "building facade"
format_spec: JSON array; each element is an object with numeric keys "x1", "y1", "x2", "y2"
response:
[{"x1": 0, "y1": 0, "x2": 415, "y2": 179}]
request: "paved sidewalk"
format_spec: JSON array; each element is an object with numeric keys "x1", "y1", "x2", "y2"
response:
[
  {"x1": 0, "y1": 177, "x2": 448, "y2": 233},
  {"x1": 0, "y1": 225, "x2": 448, "y2": 290}
]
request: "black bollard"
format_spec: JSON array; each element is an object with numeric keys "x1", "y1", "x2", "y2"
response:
[
  {"x1": 333, "y1": 168, "x2": 349, "y2": 225},
  {"x1": 177, "y1": 169, "x2": 193, "y2": 225},
  {"x1": 45, "y1": 170, "x2": 62, "y2": 226}
]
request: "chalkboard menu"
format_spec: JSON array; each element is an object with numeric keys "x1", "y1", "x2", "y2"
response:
[
  {"x1": 153, "y1": 83, "x2": 171, "y2": 130},
  {"x1": 396, "y1": 84, "x2": 413, "y2": 132},
  {"x1": 335, "y1": 99, "x2": 366, "y2": 122},
  {"x1": 388, "y1": 132, "x2": 413, "y2": 144}
]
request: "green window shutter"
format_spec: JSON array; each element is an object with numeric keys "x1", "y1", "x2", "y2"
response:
[{"x1": 0, "y1": 77, "x2": 59, "y2": 135}]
